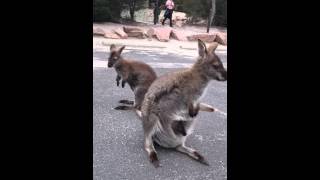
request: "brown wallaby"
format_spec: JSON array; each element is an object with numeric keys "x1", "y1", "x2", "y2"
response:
[
  {"x1": 108, "y1": 44, "x2": 157, "y2": 110},
  {"x1": 137, "y1": 39, "x2": 227, "y2": 168},
  {"x1": 108, "y1": 44, "x2": 216, "y2": 113}
]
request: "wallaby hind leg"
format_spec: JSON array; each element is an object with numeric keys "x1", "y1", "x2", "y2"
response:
[
  {"x1": 176, "y1": 145, "x2": 209, "y2": 166},
  {"x1": 116, "y1": 75, "x2": 121, "y2": 87},
  {"x1": 143, "y1": 114, "x2": 160, "y2": 168},
  {"x1": 118, "y1": 100, "x2": 134, "y2": 105},
  {"x1": 133, "y1": 87, "x2": 148, "y2": 110}
]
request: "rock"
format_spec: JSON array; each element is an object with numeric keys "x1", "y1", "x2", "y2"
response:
[
  {"x1": 126, "y1": 31, "x2": 146, "y2": 39},
  {"x1": 113, "y1": 28, "x2": 128, "y2": 39},
  {"x1": 187, "y1": 34, "x2": 216, "y2": 43},
  {"x1": 93, "y1": 27, "x2": 105, "y2": 36},
  {"x1": 215, "y1": 32, "x2": 227, "y2": 45},
  {"x1": 166, "y1": 11, "x2": 187, "y2": 27},
  {"x1": 170, "y1": 30, "x2": 187, "y2": 41},
  {"x1": 104, "y1": 31, "x2": 121, "y2": 39},
  {"x1": 174, "y1": 20, "x2": 184, "y2": 27},
  {"x1": 173, "y1": 14, "x2": 187, "y2": 27},
  {"x1": 123, "y1": 26, "x2": 144, "y2": 33},
  {"x1": 155, "y1": 27, "x2": 172, "y2": 42},
  {"x1": 123, "y1": 26, "x2": 146, "y2": 39},
  {"x1": 146, "y1": 28, "x2": 155, "y2": 39},
  {"x1": 147, "y1": 27, "x2": 172, "y2": 42}
]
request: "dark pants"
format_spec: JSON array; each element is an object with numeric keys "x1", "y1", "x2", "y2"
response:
[{"x1": 162, "y1": 9, "x2": 173, "y2": 27}]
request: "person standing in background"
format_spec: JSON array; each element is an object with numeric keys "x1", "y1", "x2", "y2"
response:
[{"x1": 162, "y1": 0, "x2": 175, "y2": 27}]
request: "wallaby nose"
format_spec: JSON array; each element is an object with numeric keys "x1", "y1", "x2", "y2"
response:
[
  {"x1": 218, "y1": 71, "x2": 227, "y2": 81},
  {"x1": 223, "y1": 71, "x2": 227, "y2": 81}
]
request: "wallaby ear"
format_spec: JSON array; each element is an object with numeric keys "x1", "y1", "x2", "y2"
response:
[
  {"x1": 118, "y1": 45, "x2": 126, "y2": 54},
  {"x1": 110, "y1": 44, "x2": 116, "y2": 51},
  {"x1": 198, "y1": 39, "x2": 207, "y2": 57},
  {"x1": 208, "y1": 42, "x2": 219, "y2": 54}
]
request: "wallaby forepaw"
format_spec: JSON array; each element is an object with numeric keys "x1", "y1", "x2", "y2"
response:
[
  {"x1": 189, "y1": 107, "x2": 199, "y2": 117},
  {"x1": 149, "y1": 152, "x2": 160, "y2": 168},
  {"x1": 208, "y1": 107, "x2": 215, "y2": 112},
  {"x1": 189, "y1": 103, "x2": 200, "y2": 117},
  {"x1": 193, "y1": 151, "x2": 210, "y2": 166},
  {"x1": 189, "y1": 111, "x2": 198, "y2": 117},
  {"x1": 116, "y1": 81, "x2": 120, "y2": 87}
]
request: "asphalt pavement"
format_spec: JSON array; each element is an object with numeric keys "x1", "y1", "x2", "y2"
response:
[{"x1": 93, "y1": 47, "x2": 227, "y2": 180}]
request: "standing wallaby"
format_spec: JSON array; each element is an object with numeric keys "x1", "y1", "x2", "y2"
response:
[
  {"x1": 108, "y1": 44, "x2": 157, "y2": 110},
  {"x1": 108, "y1": 44, "x2": 216, "y2": 113},
  {"x1": 138, "y1": 39, "x2": 227, "y2": 168}
]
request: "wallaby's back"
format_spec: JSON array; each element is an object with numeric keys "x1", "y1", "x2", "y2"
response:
[{"x1": 122, "y1": 60, "x2": 157, "y2": 89}]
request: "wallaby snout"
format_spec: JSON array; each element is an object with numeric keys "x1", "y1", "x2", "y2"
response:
[
  {"x1": 219, "y1": 70, "x2": 227, "y2": 81},
  {"x1": 107, "y1": 62, "x2": 113, "y2": 68},
  {"x1": 216, "y1": 69, "x2": 227, "y2": 81}
]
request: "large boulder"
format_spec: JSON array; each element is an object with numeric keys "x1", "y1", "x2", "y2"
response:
[
  {"x1": 93, "y1": 27, "x2": 105, "y2": 36},
  {"x1": 113, "y1": 28, "x2": 128, "y2": 39},
  {"x1": 173, "y1": 14, "x2": 187, "y2": 27},
  {"x1": 147, "y1": 27, "x2": 172, "y2": 42},
  {"x1": 104, "y1": 31, "x2": 121, "y2": 39},
  {"x1": 123, "y1": 26, "x2": 146, "y2": 39},
  {"x1": 146, "y1": 28, "x2": 155, "y2": 39},
  {"x1": 160, "y1": 11, "x2": 187, "y2": 27},
  {"x1": 170, "y1": 30, "x2": 187, "y2": 41},
  {"x1": 215, "y1": 32, "x2": 227, "y2": 45}
]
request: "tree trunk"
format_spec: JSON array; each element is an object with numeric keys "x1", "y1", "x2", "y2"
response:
[
  {"x1": 207, "y1": 0, "x2": 216, "y2": 33},
  {"x1": 153, "y1": 0, "x2": 159, "y2": 24},
  {"x1": 129, "y1": 0, "x2": 136, "y2": 21},
  {"x1": 93, "y1": 0, "x2": 95, "y2": 21}
]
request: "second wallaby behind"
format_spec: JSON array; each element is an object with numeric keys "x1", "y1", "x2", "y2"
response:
[{"x1": 108, "y1": 44, "x2": 157, "y2": 110}]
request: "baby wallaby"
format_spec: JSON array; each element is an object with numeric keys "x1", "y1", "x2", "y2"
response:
[
  {"x1": 108, "y1": 44, "x2": 157, "y2": 110},
  {"x1": 138, "y1": 39, "x2": 227, "y2": 168}
]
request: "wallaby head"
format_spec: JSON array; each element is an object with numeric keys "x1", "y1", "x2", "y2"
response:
[
  {"x1": 195, "y1": 39, "x2": 227, "y2": 81},
  {"x1": 108, "y1": 44, "x2": 125, "y2": 68}
]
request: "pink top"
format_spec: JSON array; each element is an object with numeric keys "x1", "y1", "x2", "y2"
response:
[{"x1": 165, "y1": 0, "x2": 175, "y2": 10}]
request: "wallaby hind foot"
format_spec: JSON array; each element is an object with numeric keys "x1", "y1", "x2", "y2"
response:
[
  {"x1": 114, "y1": 105, "x2": 134, "y2": 110},
  {"x1": 149, "y1": 151, "x2": 160, "y2": 168},
  {"x1": 119, "y1": 99, "x2": 134, "y2": 105},
  {"x1": 176, "y1": 145, "x2": 210, "y2": 166}
]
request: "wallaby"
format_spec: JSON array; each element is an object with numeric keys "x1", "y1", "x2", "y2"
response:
[
  {"x1": 138, "y1": 39, "x2": 227, "y2": 168},
  {"x1": 108, "y1": 44, "x2": 157, "y2": 110},
  {"x1": 108, "y1": 44, "x2": 216, "y2": 113}
]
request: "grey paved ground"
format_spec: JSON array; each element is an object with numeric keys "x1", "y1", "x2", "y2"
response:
[{"x1": 93, "y1": 47, "x2": 227, "y2": 180}]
